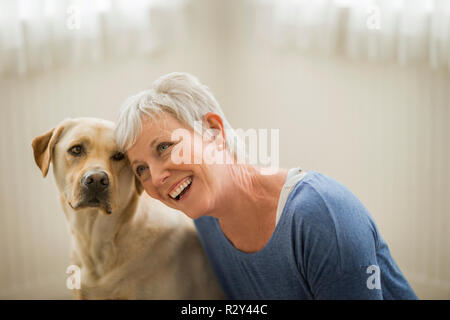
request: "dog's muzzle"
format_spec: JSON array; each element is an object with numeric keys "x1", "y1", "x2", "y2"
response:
[{"x1": 76, "y1": 169, "x2": 112, "y2": 214}]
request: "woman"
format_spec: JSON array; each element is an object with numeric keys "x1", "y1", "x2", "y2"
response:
[{"x1": 115, "y1": 72, "x2": 418, "y2": 300}]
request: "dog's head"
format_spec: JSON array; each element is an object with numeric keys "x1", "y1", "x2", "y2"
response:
[{"x1": 32, "y1": 118, "x2": 143, "y2": 215}]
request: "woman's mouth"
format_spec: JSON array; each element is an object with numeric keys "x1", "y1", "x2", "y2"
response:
[{"x1": 168, "y1": 176, "x2": 193, "y2": 201}]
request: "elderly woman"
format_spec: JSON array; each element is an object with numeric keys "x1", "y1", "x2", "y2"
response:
[{"x1": 115, "y1": 72, "x2": 417, "y2": 300}]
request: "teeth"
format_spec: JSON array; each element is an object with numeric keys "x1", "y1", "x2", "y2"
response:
[{"x1": 169, "y1": 177, "x2": 192, "y2": 199}]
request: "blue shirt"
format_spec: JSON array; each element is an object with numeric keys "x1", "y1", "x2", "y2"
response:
[{"x1": 194, "y1": 171, "x2": 418, "y2": 299}]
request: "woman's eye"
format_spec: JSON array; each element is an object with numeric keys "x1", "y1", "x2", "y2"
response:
[
  {"x1": 112, "y1": 152, "x2": 125, "y2": 161},
  {"x1": 157, "y1": 142, "x2": 172, "y2": 153},
  {"x1": 135, "y1": 165, "x2": 148, "y2": 177},
  {"x1": 68, "y1": 145, "x2": 83, "y2": 156}
]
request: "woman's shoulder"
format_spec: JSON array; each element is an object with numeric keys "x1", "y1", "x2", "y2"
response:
[
  {"x1": 283, "y1": 172, "x2": 382, "y2": 275},
  {"x1": 283, "y1": 171, "x2": 374, "y2": 227},
  {"x1": 290, "y1": 171, "x2": 354, "y2": 199}
]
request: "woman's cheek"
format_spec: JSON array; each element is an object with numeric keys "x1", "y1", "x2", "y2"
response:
[
  {"x1": 142, "y1": 183, "x2": 158, "y2": 199},
  {"x1": 170, "y1": 143, "x2": 185, "y2": 165}
]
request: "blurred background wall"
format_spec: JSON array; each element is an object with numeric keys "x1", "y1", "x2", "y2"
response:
[{"x1": 0, "y1": 0, "x2": 449, "y2": 299}]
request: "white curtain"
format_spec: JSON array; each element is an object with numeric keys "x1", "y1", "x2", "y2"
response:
[
  {"x1": 258, "y1": 0, "x2": 450, "y2": 70},
  {"x1": 0, "y1": 0, "x2": 185, "y2": 76}
]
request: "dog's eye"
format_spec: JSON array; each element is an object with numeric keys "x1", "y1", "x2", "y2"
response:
[
  {"x1": 68, "y1": 145, "x2": 83, "y2": 156},
  {"x1": 112, "y1": 152, "x2": 125, "y2": 161}
]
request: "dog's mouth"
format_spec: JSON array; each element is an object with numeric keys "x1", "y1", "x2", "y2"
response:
[{"x1": 69, "y1": 196, "x2": 112, "y2": 215}]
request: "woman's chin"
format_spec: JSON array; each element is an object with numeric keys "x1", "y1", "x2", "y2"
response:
[{"x1": 184, "y1": 204, "x2": 211, "y2": 220}]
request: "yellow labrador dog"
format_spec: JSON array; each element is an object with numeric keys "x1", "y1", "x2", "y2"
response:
[{"x1": 32, "y1": 117, "x2": 224, "y2": 299}]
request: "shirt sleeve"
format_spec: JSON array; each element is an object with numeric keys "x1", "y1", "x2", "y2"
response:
[
  {"x1": 314, "y1": 268, "x2": 383, "y2": 299},
  {"x1": 292, "y1": 181, "x2": 384, "y2": 300}
]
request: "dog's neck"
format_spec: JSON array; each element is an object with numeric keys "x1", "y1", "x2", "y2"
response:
[{"x1": 61, "y1": 193, "x2": 140, "y2": 281}]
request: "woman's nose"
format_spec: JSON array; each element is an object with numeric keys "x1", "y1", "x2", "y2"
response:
[{"x1": 150, "y1": 167, "x2": 170, "y2": 187}]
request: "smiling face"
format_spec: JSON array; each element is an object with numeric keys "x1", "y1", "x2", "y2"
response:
[{"x1": 126, "y1": 112, "x2": 229, "y2": 219}]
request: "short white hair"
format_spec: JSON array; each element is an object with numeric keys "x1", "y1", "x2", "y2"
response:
[{"x1": 115, "y1": 72, "x2": 245, "y2": 159}]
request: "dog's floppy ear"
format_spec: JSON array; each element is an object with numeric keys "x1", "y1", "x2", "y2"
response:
[
  {"x1": 135, "y1": 176, "x2": 144, "y2": 195},
  {"x1": 32, "y1": 124, "x2": 66, "y2": 177}
]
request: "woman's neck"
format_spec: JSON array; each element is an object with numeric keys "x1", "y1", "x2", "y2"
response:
[{"x1": 211, "y1": 165, "x2": 288, "y2": 253}]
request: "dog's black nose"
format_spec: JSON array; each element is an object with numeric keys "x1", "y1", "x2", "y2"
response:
[{"x1": 82, "y1": 170, "x2": 109, "y2": 192}]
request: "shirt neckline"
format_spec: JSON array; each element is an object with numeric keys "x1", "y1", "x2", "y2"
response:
[{"x1": 275, "y1": 168, "x2": 308, "y2": 224}]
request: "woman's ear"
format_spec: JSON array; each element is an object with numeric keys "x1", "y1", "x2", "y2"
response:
[{"x1": 203, "y1": 112, "x2": 226, "y2": 146}]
